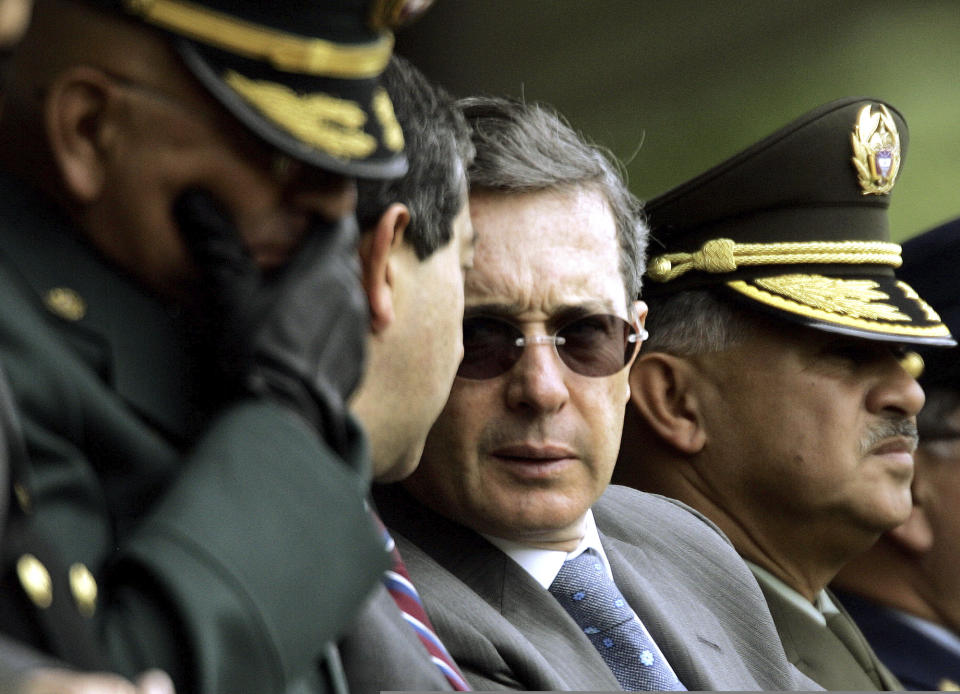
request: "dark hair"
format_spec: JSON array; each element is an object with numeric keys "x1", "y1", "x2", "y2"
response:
[
  {"x1": 356, "y1": 55, "x2": 474, "y2": 260},
  {"x1": 458, "y1": 95, "x2": 647, "y2": 305}
]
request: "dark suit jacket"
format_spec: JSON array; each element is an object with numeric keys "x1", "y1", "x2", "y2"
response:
[
  {"x1": 0, "y1": 173, "x2": 388, "y2": 693},
  {"x1": 836, "y1": 589, "x2": 960, "y2": 691},
  {"x1": 376, "y1": 483, "x2": 819, "y2": 691},
  {"x1": 755, "y1": 575, "x2": 901, "y2": 690}
]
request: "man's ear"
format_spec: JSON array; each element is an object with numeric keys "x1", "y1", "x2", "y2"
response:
[
  {"x1": 358, "y1": 202, "x2": 409, "y2": 334},
  {"x1": 628, "y1": 352, "x2": 706, "y2": 455},
  {"x1": 44, "y1": 65, "x2": 118, "y2": 205}
]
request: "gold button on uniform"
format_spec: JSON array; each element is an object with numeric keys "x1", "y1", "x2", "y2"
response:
[
  {"x1": 69, "y1": 563, "x2": 98, "y2": 617},
  {"x1": 44, "y1": 287, "x2": 86, "y2": 321},
  {"x1": 16, "y1": 554, "x2": 52, "y2": 609}
]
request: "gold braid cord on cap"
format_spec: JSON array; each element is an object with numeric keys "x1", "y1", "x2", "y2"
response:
[{"x1": 646, "y1": 238, "x2": 902, "y2": 283}]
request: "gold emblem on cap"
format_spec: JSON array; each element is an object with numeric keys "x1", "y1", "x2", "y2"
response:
[
  {"x1": 44, "y1": 287, "x2": 86, "y2": 321},
  {"x1": 69, "y1": 563, "x2": 98, "y2": 617},
  {"x1": 17, "y1": 554, "x2": 52, "y2": 609},
  {"x1": 224, "y1": 71, "x2": 376, "y2": 159},
  {"x1": 851, "y1": 103, "x2": 901, "y2": 195}
]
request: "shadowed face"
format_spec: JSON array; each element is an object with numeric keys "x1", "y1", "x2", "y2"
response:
[
  {"x1": 690, "y1": 322, "x2": 925, "y2": 543},
  {"x1": 911, "y1": 399, "x2": 960, "y2": 621},
  {"x1": 85, "y1": 45, "x2": 356, "y2": 302},
  {"x1": 404, "y1": 187, "x2": 641, "y2": 548}
]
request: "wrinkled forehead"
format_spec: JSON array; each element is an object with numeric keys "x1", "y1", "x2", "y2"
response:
[{"x1": 465, "y1": 187, "x2": 628, "y2": 318}]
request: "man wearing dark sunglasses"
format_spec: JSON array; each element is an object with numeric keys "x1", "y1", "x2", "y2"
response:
[
  {"x1": 375, "y1": 96, "x2": 816, "y2": 691},
  {"x1": 615, "y1": 98, "x2": 955, "y2": 690}
]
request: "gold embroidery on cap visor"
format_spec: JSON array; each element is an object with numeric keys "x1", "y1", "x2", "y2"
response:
[
  {"x1": 851, "y1": 103, "x2": 901, "y2": 195},
  {"x1": 727, "y1": 276, "x2": 952, "y2": 338},
  {"x1": 372, "y1": 87, "x2": 404, "y2": 152},
  {"x1": 224, "y1": 70, "x2": 377, "y2": 159},
  {"x1": 124, "y1": 0, "x2": 393, "y2": 78},
  {"x1": 647, "y1": 238, "x2": 902, "y2": 283}
]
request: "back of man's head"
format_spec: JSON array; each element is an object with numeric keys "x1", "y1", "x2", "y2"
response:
[{"x1": 357, "y1": 55, "x2": 473, "y2": 260}]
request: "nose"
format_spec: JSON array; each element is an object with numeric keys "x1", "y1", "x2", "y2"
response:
[
  {"x1": 865, "y1": 357, "x2": 926, "y2": 418},
  {"x1": 504, "y1": 338, "x2": 570, "y2": 414}
]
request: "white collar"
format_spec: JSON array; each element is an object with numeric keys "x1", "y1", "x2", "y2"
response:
[
  {"x1": 482, "y1": 509, "x2": 614, "y2": 590},
  {"x1": 747, "y1": 560, "x2": 839, "y2": 627}
]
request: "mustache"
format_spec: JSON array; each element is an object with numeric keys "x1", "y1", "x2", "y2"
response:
[{"x1": 859, "y1": 418, "x2": 919, "y2": 456}]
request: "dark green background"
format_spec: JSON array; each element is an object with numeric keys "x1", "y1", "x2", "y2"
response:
[{"x1": 398, "y1": 1, "x2": 960, "y2": 241}]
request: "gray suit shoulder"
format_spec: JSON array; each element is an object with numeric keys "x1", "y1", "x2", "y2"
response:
[{"x1": 596, "y1": 484, "x2": 734, "y2": 547}]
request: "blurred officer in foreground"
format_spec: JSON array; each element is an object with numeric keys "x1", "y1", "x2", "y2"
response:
[
  {"x1": 615, "y1": 97, "x2": 954, "y2": 690},
  {"x1": 375, "y1": 95, "x2": 818, "y2": 691},
  {"x1": 833, "y1": 218, "x2": 960, "y2": 691},
  {"x1": 0, "y1": 0, "x2": 431, "y2": 692},
  {"x1": 339, "y1": 55, "x2": 474, "y2": 693}
]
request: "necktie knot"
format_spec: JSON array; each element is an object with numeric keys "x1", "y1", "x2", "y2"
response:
[{"x1": 549, "y1": 550, "x2": 685, "y2": 691}]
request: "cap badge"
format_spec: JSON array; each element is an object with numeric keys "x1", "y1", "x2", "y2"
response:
[{"x1": 851, "y1": 103, "x2": 901, "y2": 195}]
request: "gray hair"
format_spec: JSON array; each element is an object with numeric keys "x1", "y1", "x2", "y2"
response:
[
  {"x1": 357, "y1": 55, "x2": 475, "y2": 260},
  {"x1": 643, "y1": 290, "x2": 752, "y2": 355},
  {"x1": 458, "y1": 95, "x2": 646, "y2": 305}
]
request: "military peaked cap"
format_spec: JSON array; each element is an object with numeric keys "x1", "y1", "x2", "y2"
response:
[
  {"x1": 643, "y1": 96, "x2": 954, "y2": 347},
  {"x1": 90, "y1": 0, "x2": 436, "y2": 179}
]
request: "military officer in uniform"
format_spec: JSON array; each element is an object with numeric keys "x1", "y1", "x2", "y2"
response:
[
  {"x1": 0, "y1": 0, "x2": 431, "y2": 692},
  {"x1": 614, "y1": 97, "x2": 955, "y2": 690}
]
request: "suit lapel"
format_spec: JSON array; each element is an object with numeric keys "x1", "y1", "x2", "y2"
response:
[{"x1": 375, "y1": 485, "x2": 621, "y2": 690}]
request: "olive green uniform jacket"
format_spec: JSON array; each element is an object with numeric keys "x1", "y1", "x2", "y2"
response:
[
  {"x1": 0, "y1": 173, "x2": 388, "y2": 693},
  {"x1": 753, "y1": 569, "x2": 901, "y2": 690}
]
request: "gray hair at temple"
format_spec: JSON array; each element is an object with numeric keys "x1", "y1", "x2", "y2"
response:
[
  {"x1": 357, "y1": 55, "x2": 475, "y2": 260},
  {"x1": 643, "y1": 289, "x2": 751, "y2": 355},
  {"x1": 458, "y1": 95, "x2": 647, "y2": 306}
]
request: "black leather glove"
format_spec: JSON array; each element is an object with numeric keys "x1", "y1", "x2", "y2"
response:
[{"x1": 173, "y1": 188, "x2": 367, "y2": 456}]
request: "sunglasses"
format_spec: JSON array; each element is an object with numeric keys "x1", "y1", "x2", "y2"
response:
[{"x1": 457, "y1": 314, "x2": 646, "y2": 380}]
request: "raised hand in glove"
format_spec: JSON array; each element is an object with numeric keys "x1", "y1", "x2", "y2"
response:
[{"x1": 173, "y1": 188, "x2": 368, "y2": 456}]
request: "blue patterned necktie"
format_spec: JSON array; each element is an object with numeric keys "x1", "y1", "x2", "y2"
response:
[{"x1": 549, "y1": 550, "x2": 686, "y2": 691}]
